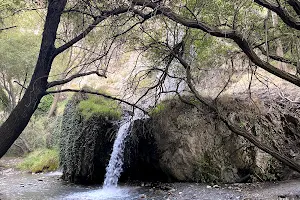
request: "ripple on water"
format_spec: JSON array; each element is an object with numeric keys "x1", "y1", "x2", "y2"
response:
[{"x1": 63, "y1": 187, "x2": 132, "y2": 200}]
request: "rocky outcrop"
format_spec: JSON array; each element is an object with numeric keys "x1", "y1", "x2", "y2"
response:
[
  {"x1": 149, "y1": 96, "x2": 300, "y2": 183},
  {"x1": 59, "y1": 93, "x2": 168, "y2": 184},
  {"x1": 60, "y1": 92, "x2": 300, "y2": 184}
]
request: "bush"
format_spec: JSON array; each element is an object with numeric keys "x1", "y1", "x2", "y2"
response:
[
  {"x1": 77, "y1": 95, "x2": 122, "y2": 120},
  {"x1": 17, "y1": 149, "x2": 59, "y2": 173},
  {"x1": 34, "y1": 95, "x2": 54, "y2": 116}
]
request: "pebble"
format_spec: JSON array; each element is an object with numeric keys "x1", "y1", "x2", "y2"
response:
[
  {"x1": 179, "y1": 192, "x2": 182, "y2": 195},
  {"x1": 206, "y1": 185, "x2": 212, "y2": 188},
  {"x1": 140, "y1": 194, "x2": 146, "y2": 199},
  {"x1": 169, "y1": 188, "x2": 176, "y2": 192},
  {"x1": 213, "y1": 185, "x2": 220, "y2": 188}
]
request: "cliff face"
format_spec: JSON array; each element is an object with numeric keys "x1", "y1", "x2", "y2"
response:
[{"x1": 60, "y1": 93, "x2": 300, "y2": 184}]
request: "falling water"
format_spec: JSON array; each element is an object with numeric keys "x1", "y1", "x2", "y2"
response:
[{"x1": 103, "y1": 117, "x2": 132, "y2": 188}]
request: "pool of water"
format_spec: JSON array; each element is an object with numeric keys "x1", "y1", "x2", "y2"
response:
[{"x1": 1, "y1": 169, "x2": 300, "y2": 200}]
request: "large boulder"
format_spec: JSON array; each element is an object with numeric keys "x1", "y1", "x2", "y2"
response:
[{"x1": 149, "y1": 96, "x2": 300, "y2": 183}]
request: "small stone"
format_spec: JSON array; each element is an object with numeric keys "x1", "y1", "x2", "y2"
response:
[
  {"x1": 141, "y1": 183, "x2": 145, "y2": 187},
  {"x1": 169, "y1": 188, "x2": 176, "y2": 192},
  {"x1": 179, "y1": 192, "x2": 182, "y2": 195},
  {"x1": 140, "y1": 194, "x2": 146, "y2": 199},
  {"x1": 213, "y1": 185, "x2": 220, "y2": 188},
  {"x1": 37, "y1": 179, "x2": 43, "y2": 181},
  {"x1": 206, "y1": 185, "x2": 212, "y2": 188}
]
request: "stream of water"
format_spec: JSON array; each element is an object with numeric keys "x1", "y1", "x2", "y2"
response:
[
  {"x1": 63, "y1": 116, "x2": 134, "y2": 199},
  {"x1": 103, "y1": 117, "x2": 132, "y2": 188}
]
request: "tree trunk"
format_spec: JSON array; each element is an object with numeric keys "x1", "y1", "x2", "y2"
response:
[
  {"x1": 8, "y1": 78, "x2": 16, "y2": 110},
  {"x1": 0, "y1": 0, "x2": 67, "y2": 158},
  {"x1": 47, "y1": 73, "x2": 66, "y2": 118},
  {"x1": 271, "y1": 12, "x2": 287, "y2": 70},
  {"x1": 47, "y1": 87, "x2": 61, "y2": 118}
]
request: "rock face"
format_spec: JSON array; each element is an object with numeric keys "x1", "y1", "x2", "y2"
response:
[
  {"x1": 60, "y1": 93, "x2": 300, "y2": 184},
  {"x1": 121, "y1": 119, "x2": 170, "y2": 182},
  {"x1": 149, "y1": 96, "x2": 300, "y2": 183}
]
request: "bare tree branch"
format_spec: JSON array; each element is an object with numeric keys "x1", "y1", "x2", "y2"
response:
[
  {"x1": 47, "y1": 70, "x2": 107, "y2": 88},
  {"x1": 54, "y1": 6, "x2": 130, "y2": 56},
  {"x1": 254, "y1": 0, "x2": 300, "y2": 30},
  {"x1": 0, "y1": 25, "x2": 17, "y2": 31}
]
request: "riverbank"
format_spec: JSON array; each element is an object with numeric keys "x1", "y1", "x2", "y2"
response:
[{"x1": 1, "y1": 157, "x2": 300, "y2": 199}]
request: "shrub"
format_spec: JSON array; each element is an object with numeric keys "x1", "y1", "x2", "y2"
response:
[
  {"x1": 77, "y1": 95, "x2": 122, "y2": 120},
  {"x1": 34, "y1": 95, "x2": 54, "y2": 116},
  {"x1": 17, "y1": 148, "x2": 59, "y2": 173}
]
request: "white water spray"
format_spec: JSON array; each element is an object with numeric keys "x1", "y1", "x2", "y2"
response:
[{"x1": 103, "y1": 117, "x2": 132, "y2": 188}]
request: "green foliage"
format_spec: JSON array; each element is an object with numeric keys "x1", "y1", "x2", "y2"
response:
[
  {"x1": 78, "y1": 94, "x2": 122, "y2": 120},
  {"x1": 149, "y1": 102, "x2": 166, "y2": 116},
  {"x1": 0, "y1": 88, "x2": 9, "y2": 111},
  {"x1": 17, "y1": 148, "x2": 59, "y2": 173},
  {"x1": 6, "y1": 114, "x2": 62, "y2": 156},
  {"x1": 34, "y1": 95, "x2": 54, "y2": 116},
  {"x1": 0, "y1": 28, "x2": 40, "y2": 80}
]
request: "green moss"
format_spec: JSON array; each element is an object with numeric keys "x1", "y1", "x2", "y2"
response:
[
  {"x1": 77, "y1": 94, "x2": 122, "y2": 120},
  {"x1": 18, "y1": 149, "x2": 59, "y2": 173},
  {"x1": 149, "y1": 102, "x2": 167, "y2": 116}
]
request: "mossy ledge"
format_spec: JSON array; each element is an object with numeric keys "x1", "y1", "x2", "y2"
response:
[{"x1": 77, "y1": 91, "x2": 122, "y2": 120}]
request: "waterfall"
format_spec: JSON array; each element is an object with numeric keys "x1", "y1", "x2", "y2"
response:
[{"x1": 103, "y1": 117, "x2": 132, "y2": 188}]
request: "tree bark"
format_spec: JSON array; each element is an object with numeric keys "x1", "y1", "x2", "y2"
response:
[
  {"x1": 8, "y1": 78, "x2": 16, "y2": 110},
  {"x1": 47, "y1": 86, "x2": 61, "y2": 118},
  {"x1": 0, "y1": 0, "x2": 67, "y2": 158}
]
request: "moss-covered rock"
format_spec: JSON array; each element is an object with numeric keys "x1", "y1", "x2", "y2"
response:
[
  {"x1": 60, "y1": 93, "x2": 168, "y2": 184},
  {"x1": 78, "y1": 94, "x2": 122, "y2": 120},
  {"x1": 60, "y1": 92, "x2": 117, "y2": 184}
]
